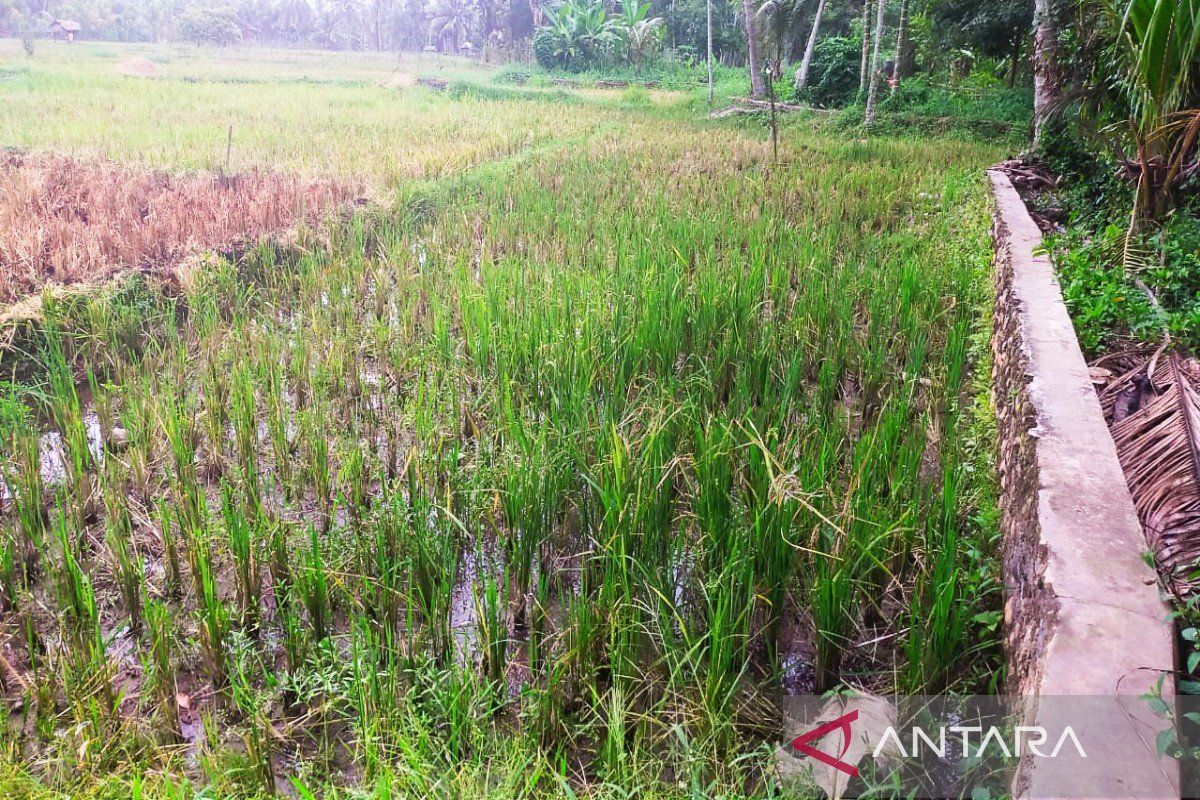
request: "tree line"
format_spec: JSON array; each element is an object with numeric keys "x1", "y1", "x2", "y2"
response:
[{"x1": 0, "y1": 0, "x2": 1029, "y2": 72}]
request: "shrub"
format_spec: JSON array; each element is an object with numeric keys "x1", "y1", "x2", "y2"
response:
[
  {"x1": 532, "y1": 27, "x2": 613, "y2": 72},
  {"x1": 178, "y1": 4, "x2": 242, "y2": 46},
  {"x1": 796, "y1": 36, "x2": 860, "y2": 108},
  {"x1": 532, "y1": 27, "x2": 563, "y2": 70},
  {"x1": 879, "y1": 77, "x2": 1031, "y2": 124},
  {"x1": 1053, "y1": 225, "x2": 1160, "y2": 354}
]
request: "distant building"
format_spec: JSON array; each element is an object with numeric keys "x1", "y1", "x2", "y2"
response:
[{"x1": 49, "y1": 19, "x2": 82, "y2": 43}]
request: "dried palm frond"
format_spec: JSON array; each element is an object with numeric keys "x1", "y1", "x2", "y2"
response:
[{"x1": 1108, "y1": 352, "x2": 1200, "y2": 595}]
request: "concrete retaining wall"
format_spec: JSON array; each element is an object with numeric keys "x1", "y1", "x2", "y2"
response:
[{"x1": 989, "y1": 169, "x2": 1178, "y2": 798}]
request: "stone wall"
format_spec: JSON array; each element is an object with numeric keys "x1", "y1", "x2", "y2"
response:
[
  {"x1": 991, "y1": 190, "x2": 1054, "y2": 700},
  {"x1": 988, "y1": 169, "x2": 1177, "y2": 798}
]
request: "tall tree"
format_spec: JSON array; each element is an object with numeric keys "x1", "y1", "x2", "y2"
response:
[
  {"x1": 706, "y1": 0, "x2": 714, "y2": 103},
  {"x1": 794, "y1": 0, "x2": 827, "y2": 92},
  {"x1": 742, "y1": 0, "x2": 765, "y2": 96},
  {"x1": 858, "y1": 0, "x2": 871, "y2": 94},
  {"x1": 368, "y1": 0, "x2": 395, "y2": 48},
  {"x1": 275, "y1": 0, "x2": 315, "y2": 39},
  {"x1": 863, "y1": 0, "x2": 885, "y2": 125},
  {"x1": 756, "y1": 0, "x2": 804, "y2": 80},
  {"x1": 889, "y1": 0, "x2": 907, "y2": 92},
  {"x1": 929, "y1": 0, "x2": 1030, "y2": 89},
  {"x1": 1032, "y1": 0, "x2": 1063, "y2": 144}
]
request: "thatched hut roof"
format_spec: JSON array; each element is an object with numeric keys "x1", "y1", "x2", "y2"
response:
[{"x1": 50, "y1": 19, "x2": 82, "y2": 33}]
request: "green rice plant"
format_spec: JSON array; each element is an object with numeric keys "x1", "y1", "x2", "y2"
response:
[
  {"x1": 161, "y1": 391, "x2": 205, "y2": 543},
  {"x1": 229, "y1": 363, "x2": 264, "y2": 522},
  {"x1": 903, "y1": 527, "x2": 967, "y2": 693},
  {"x1": 262, "y1": 347, "x2": 293, "y2": 500},
  {"x1": 143, "y1": 599, "x2": 180, "y2": 741},
  {"x1": 474, "y1": 563, "x2": 507, "y2": 685},
  {"x1": 267, "y1": 518, "x2": 293, "y2": 611},
  {"x1": 296, "y1": 525, "x2": 331, "y2": 643},
  {"x1": 157, "y1": 498, "x2": 183, "y2": 601},
  {"x1": 186, "y1": 528, "x2": 228, "y2": 690},
  {"x1": 809, "y1": 544, "x2": 854, "y2": 693},
  {"x1": 42, "y1": 319, "x2": 96, "y2": 526},
  {"x1": 742, "y1": 425, "x2": 802, "y2": 662},
  {"x1": 221, "y1": 481, "x2": 261, "y2": 629},
  {"x1": 402, "y1": 489, "x2": 457, "y2": 664},
  {"x1": 362, "y1": 494, "x2": 405, "y2": 648},
  {"x1": 339, "y1": 440, "x2": 366, "y2": 527},
  {"x1": 9, "y1": 432, "x2": 47, "y2": 574},
  {"x1": 527, "y1": 566, "x2": 552, "y2": 676},
  {"x1": 55, "y1": 506, "x2": 98, "y2": 643},
  {"x1": 119, "y1": 375, "x2": 158, "y2": 501},
  {"x1": 229, "y1": 645, "x2": 276, "y2": 795},
  {"x1": 279, "y1": 594, "x2": 307, "y2": 679},
  {"x1": 199, "y1": 349, "x2": 230, "y2": 478},
  {"x1": 498, "y1": 421, "x2": 566, "y2": 630},
  {"x1": 596, "y1": 680, "x2": 635, "y2": 785},
  {"x1": 53, "y1": 505, "x2": 118, "y2": 730},
  {"x1": 0, "y1": 527, "x2": 19, "y2": 614},
  {"x1": 289, "y1": 329, "x2": 313, "y2": 413},
  {"x1": 302, "y1": 408, "x2": 332, "y2": 531},
  {"x1": 101, "y1": 464, "x2": 143, "y2": 634}
]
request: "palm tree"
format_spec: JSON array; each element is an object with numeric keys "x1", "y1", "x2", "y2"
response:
[
  {"x1": 890, "y1": 0, "x2": 908, "y2": 93},
  {"x1": 426, "y1": 0, "x2": 478, "y2": 52},
  {"x1": 275, "y1": 0, "x2": 315, "y2": 38},
  {"x1": 858, "y1": 0, "x2": 871, "y2": 95},
  {"x1": 795, "y1": 0, "x2": 827, "y2": 93},
  {"x1": 742, "y1": 0, "x2": 766, "y2": 96},
  {"x1": 368, "y1": 0, "x2": 395, "y2": 49},
  {"x1": 1032, "y1": 0, "x2": 1064, "y2": 145},
  {"x1": 863, "y1": 0, "x2": 886, "y2": 126},
  {"x1": 1106, "y1": 0, "x2": 1200, "y2": 222},
  {"x1": 315, "y1": 0, "x2": 366, "y2": 48},
  {"x1": 756, "y1": 0, "x2": 805, "y2": 81}
]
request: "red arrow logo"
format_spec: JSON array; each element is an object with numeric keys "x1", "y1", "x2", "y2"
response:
[{"x1": 790, "y1": 708, "x2": 860, "y2": 778}]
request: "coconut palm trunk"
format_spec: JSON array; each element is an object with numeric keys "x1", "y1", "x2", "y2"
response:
[
  {"x1": 858, "y1": 0, "x2": 872, "y2": 95},
  {"x1": 890, "y1": 0, "x2": 908, "y2": 93},
  {"x1": 707, "y1": 0, "x2": 715, "y2": 104},
  {"x1": 743, "y1": 0, "x2": 766, "y2": 97},
  {"x1": 794, "y1": 0, "x2": 827, "y2": 92},
  {"x1": 1032, "y1": 0, "x2": 1063, "y2": 145},
  {"x1": 863, "y1": 0, "x2": 886, "y2": 126}
]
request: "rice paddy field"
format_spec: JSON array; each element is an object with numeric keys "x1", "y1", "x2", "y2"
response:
[{"x1": 0, "y1": 41, "x2": 1006, "y2": 799}]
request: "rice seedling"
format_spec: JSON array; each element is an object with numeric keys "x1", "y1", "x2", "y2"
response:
[
  {"x1": 221, "y1": 481, "x2": 261, "y2": 629},
  {"x1": 8, "y1": 430, "x2": 47, "y2": 574},
  {"x1": 296, "y1": 524, "x2": 332, "y2": 643},
  {"x1": 229, "y1": 641, "x2": 276, "y2": 795},
  {"x1": 42, "y1": 321, "x2": 96, "y2": 528},
  {"x1": 301, "y1": 408, "x2": 332, "y2": 531},
  {"x1": 185, "y1": 521, "x2": 229, "y2": 690},
  {"x1": 0, "y1": 526, "x2": 19, "y2": 614},
  {"x1": 229, "y1": 363, "x2": 265, "y2": 523},
  {"x1": 475, "y1": 561, "x2": 508, "y2": 685},
  {"x1": 101, "y1": 462, "x2": 143, "y2": 634},
  {"x1": 142, "y1": 599, "x2": 180, "y2": 741}
]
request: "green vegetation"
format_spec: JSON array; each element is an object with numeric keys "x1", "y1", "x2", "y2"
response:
[
  {"x1": 0, "y1": 41, "x2": 1006, "y2": 798},
  {"x1": 1033, "y1": 0, "x2": 1200, "y2": 355},
  {"x1": 532, "y1": 0, "x2": 665, "y2": 72}
]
